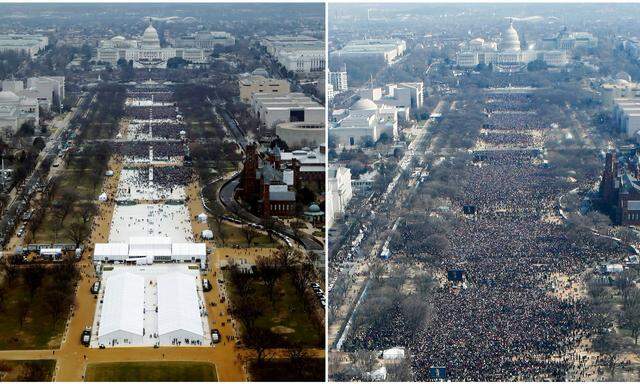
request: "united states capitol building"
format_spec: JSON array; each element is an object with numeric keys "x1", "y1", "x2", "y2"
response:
[
  {"x1": 97, "y1": 21, "x2": 207, "y2": 68},
  {"x1": 456, "y1": 20, "x2": 569, "y2": 71}
]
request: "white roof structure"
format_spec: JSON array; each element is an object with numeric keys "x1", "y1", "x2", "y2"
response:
[
  {"x1": 171, "y1": 243, "x2": 206, "y2": 258},
  {"x1": 129, "y1": 236, "x2": 173, "y2": 257},
  {"x1": 98, "y1": 272, "x2": 144, "y2": 339},
  {"x1": 94, "y1": 243, "x2": 129, "y2": 259},
  {"x1": 157, "y1": 272, "x2": 204, "y2": 338},
  {"x1": 383, "y1": 347, "x2": 406, "y2": 360}
]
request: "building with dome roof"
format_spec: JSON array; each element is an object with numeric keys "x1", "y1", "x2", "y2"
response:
[
  {"x1": 456, "y1": 20, "x2": 569, "y2": 71},
  {"x1": 330, "y1": 96, "x2": 399, "y2": 149},
  {"x1": 0, "y1": 89, "x2": 38, "y2": 138},
  {"x1": 97, "y1": 20, "x2": 206, "y2": 69}
]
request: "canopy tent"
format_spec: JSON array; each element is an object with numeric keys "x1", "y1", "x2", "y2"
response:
[
  {"x1": 98, "y1": 192, "x2": 108, "y2": 202},
  {"x1": 171, "y1": 243, "x2": 206, "y2": 261},
  {"x1": 157, "y1": 272, "x2": 205, "y2": 345},
  {"x1": 201, "y1": 230, "x2": 213, "y2": 240},
  {"x1": 98, "y1": 272, "x2": 145, "y2": 347},
  {"x1": 196, "y1": 213, "x2": 208, "y2": 223},
  {"x1": 94, "y1": 243, "x2": 129, "y2": 261},
  {"x1": 383, "y1": 347, "x2": 406, "y2": 360}
]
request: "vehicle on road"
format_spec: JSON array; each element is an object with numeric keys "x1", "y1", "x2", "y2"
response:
[
  {"x1": 81, "y1": 327, "x2": 91, "y2": 346},
  {"x1": 91, "y1": 281, "x2": 101, "y2": 294},
  {"x1": 211, "y1": 329, "x2": 221, "y2": 343}
]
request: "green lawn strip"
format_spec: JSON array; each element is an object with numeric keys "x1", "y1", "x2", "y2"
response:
[
  {"x1": 84, "y1": 361, "x2": 217, "y2": 382},
  {"x1": 224, "y1": 271, "x2": 323, "y2": 347},
  {"x1": 218, "y1": 222, "x2": 277, "y2": 248},
  {"x1": 0, "y1": 360, "x2": 56, "y2": 381},
  {"x1": 0, "y1": 276, "x2": 68, "y2": 349},
  {"x1": 248, "y1": 358, "x2": 324, "y2": 381}
]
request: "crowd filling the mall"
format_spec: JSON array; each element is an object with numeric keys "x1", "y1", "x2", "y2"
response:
[{"x1": 341, "y1": 91, "x2": 628, "y2": 381}]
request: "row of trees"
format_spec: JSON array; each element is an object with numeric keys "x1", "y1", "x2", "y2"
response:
[
  {"x1": 227, "y1": 246, "x2": 321, "y2": 366},
  {"x1": 0, "y1": 260, "x2": 79, "y2": 331}
]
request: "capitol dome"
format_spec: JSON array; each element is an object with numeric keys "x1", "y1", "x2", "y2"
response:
[
  {"x1": 351, "y1": 98, "x2": 378, "y2": 111},
  {"x1": 0, "y1": 91, "x2": 20, "y2": 103},
  {"x1": 500, "y1": 20, "x2": 521, "y2": 52},
  {"x1": 141, "y1": 21, "x2": 161, "y2": 49}
]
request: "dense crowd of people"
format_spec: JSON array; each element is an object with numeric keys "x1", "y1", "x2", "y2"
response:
[
  {"x1": 480, "y1": 132, "x2": 535, "y2": 147},
  {"x1": 126, "y1": 105, "x2": 178, "y2": 120},
  {"x1": 128, "y1": 91, "x2": 174, "y2": 102},
  {"x1": 128, "y1": 121, "x2": 185, "y2": 140},
  {"x1": 483, "y1": 111, "x2": 550, "y2": 130},
  {"x1": 343, "y1": 91, "x2": 625, "y2": 381}
]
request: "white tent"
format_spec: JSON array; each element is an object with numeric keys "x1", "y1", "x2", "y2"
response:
[
  {"x1": 201, "y1": 230, "x2": 213, "y2": 240},
  {"x1": 105, "y1": 170, "x2": 114, "y2": 176},
  {"x1": 128, "y1": 237, "x2": 172, "y2": 258},
  {"x1": 383, "y1": 347, "x2": 406, "y2": 360},
  {"x1": 197, "y1": 213, "x2": 207, "y2": 223},
  {"x1": 98, "y1": 272, "x2": 145, "y2": 347},
  {"x1": 366, "y1": 366, "x2": 387, "y2": 381},
  {"x1": 157, "y1": 272, "x2": 205, "y2": 345},
  {"x1": 98, "y1": 192, "x2": 108, "y2": 202},
  {"x1": 93, "y1": 243, "x2": 129, "y2": 262},
  {"x1": 171, "y1": 243, "x2": 206, "y2": 262}
]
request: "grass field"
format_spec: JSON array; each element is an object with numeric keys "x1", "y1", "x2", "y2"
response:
[
  {"x1": 0, "y1": 275, "x2": 69, "y2": 349},
  {"x1": 217, "y1": 222, "x2": 278, "y2": 248},
  {"x1": 249, "y1": 358, "x2": 325, "y2": 381},
  {"x1": 225, "y1": 271, "x2": 323, "y2": 347},
  {"x1": 32, "y1": 165, "x2": 106, "y2": 244},
  {"x1": 0, "y1": 360, "x2": 55, "y2": 381},
  {"x1": 84, "y1": 362, "x2": 217, "y2": 382}
]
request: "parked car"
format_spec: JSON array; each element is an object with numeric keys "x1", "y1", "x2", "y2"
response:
[
  {"x1": 211, "y1": 329, "x2": 221, "y2": 344},
  {"x1": 202, "y1": 279, "x2": 212, "y2": 292},
  {"x1": 81, "y1": 327, "x2": 91, "y2": 346},
  {"x1": 91, "y1": 281, "x2": 101, "y2": 294}
]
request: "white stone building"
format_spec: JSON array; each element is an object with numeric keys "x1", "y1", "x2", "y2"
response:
[
  {"x1": 276, "y1": 121, "x2": 325, "y2": 149},
  {"x1": 238, "y1": 74, "x2": 290, "y2": 103},
  {"x1": 0, "y1": 90, "x2": 39, "y2": 138},
  {"x1": 260, "y1": 35, "x2": 324, "y2": 76},
  {"x1": 2, "y1": 76, "x2": 65, "y2": 110},
  {"x1": 331, "y1": 39, "x2": 406, "y2": 65},
  {"x1": 329, "y1": 69, "x2": 348, "y2": 93},
  {"x1": 251, "y1": 92, "x2": 324, "y2": 128},
  {"x1": 97, "y1": 21, "x2": 206, "y2": 68},
  {"x1": 0, "y1": 34, "x2": 48, "y2": 58},
  {"x1": 173, "y1": 31, "x2": 235, "y2": 50},
  {"x1": 330, "y1": 98, "x2": 398, "y2": 148},
  {"x1": 327, "y1": 165, "x2": 353, "y2": 228},
  {"x1": 456, "y1": 20, "x2": 569, "y2": 70}
]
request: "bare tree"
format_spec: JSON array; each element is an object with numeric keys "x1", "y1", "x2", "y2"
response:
[
  {"x1": 256, "y1": 255, "x2": 281, "y2": 306},
  {"x1": 59, "y1": 188, "x2": 80, "y2": 222},
  {"x1": 245, "y1": 327, "x2": 278, "y2": 366},
  {"x1": 66, "y1": 220, "x2": 91, "y2": 248},
  {"x1": 593, "y1": 332, "x2": 625, "y2": 379},
  {"x1": 23, "y1": 264, "x2": 46, "y2": 299},
  {"x1": 241, "y1": 224, "x2": 257, "y2": 247},
  {"x1": 79, "y1": 201, "x2": 98, "y2": 225},
  {"x1": 17, "y1": 297, "x2": 30, "y2": 328}
]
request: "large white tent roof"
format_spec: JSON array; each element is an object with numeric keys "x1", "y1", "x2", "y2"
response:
[
  {"x1": 98, "y1": 272, "x2": 145, "y2": 338},
  {"x1": 94, "y1": 243, "x2": 130, "y2": 257},
  {"x1": 171, "y1": 243, "x2": 206, "y2": 257},
  {"x1": 129, "y1": 236, "x2": 173, "y2": 257},
  {"x1": 157, "y1": 272, "x2": 203, "y2": 338}
]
